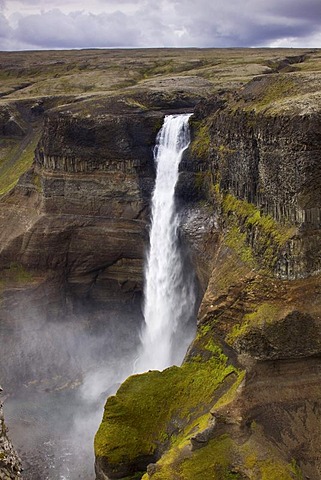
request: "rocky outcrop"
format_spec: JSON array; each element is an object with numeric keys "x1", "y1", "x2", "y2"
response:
[{"x1": 0, "y1": 390, "x2": 22, "y2": 479}]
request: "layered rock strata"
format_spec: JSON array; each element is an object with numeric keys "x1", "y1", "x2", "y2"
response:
[{"x1": 0, "y1": 98, "x2": 165, "y2": 312}]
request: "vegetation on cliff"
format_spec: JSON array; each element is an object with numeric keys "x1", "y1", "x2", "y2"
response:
[{"x1": 95, "y1": 337, "x2": 241, "y2": 478}]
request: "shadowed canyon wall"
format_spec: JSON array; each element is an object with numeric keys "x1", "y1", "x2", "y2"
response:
[{"x1": 1, "y1": 48, "x2": 321, "y2": 480}]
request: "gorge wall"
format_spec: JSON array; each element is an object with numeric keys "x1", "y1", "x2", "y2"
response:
[{"x1": 1, "y1": 48, "x2": 321, "y2": 479}]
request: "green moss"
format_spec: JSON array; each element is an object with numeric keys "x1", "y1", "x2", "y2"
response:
[
  {"x1": 142, "y1": 434, "x2": 302, "y2": 480},
  {"x1": 196, "y1": 324, "x2": 211, "y2": 339},
  {"x1": 153, "y1": 432, "x2": 301, "y2": 480},
  {"x1": 214, "y1": 371, "x2": 245, "y2": 409},
  {"x1": 258, "y1": 459, "x2": 295, "y2": 480},
  {"x1": 144, "y1": 434, "x2": 242, "y2": 480},
  {"x1": 33, "y1": 173, "x2": 42, "y2": 192},
  {"x1": 244, "y1": 303, "x2": 280, "y2": 326},
  {"x1": 190, "y1": 122, "x2": 211, "y2": 158},
  {"x1": 222, "y1": 193, "x2": 296, "y2": 270},
  {"x1": 0, "y1": 131, "x2": 41, "y2": 196},
  {"x1": 124, "y1": 98, "x2": 148, "y2": 110},
  {"x1": 226, "y1": 302, "x2": 282, "y2": 345},
  {"x1": 212, "y1": 249, "x2": 252, "y2": 294},
  {"x1": 204, "y1": 339, "x2": 227, "y2": 358},
  {"x1": 95, "y1": 345, "x2": 236, "y2": 466},
  {"x1": 176, "y1": 435, "x2": 237, "y2": 480},
  {"x1": 291, "y1": 460, "x2": 304, "y2": 480},
  {"x1": 222, "y1": 194, "x2": 292, "y2": 245},
  {"x1": 225, "y1": 225, "x2": 256, "y2": 267},
  {"x1": 226, "y1": 322, "x2": 251, "y2": 345},
  {"x1": 2, "y1": 262, "x2": 34, "y2": 284},
  {"x1": 215, "y1": 145, "x2": 236, "y2": 159}
]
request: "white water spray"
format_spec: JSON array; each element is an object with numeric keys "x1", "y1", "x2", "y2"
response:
[{"x1": 135, "y1": 113, "x2": 195, "y2": 373}]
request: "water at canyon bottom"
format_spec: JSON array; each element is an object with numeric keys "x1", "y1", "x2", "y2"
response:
[{"x1": 3, "y1": 113, "x2": 196, "y2": 479}]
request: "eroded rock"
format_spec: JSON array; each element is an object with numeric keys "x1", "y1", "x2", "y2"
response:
[{"x1": 0, "y1": 389, "x2": 22, "y2": 479}]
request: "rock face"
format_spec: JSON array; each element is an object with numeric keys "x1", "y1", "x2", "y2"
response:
[
  {"x1": 0, "y1": 98, "x2": 168, "y2": 400},
  {"x1": 0, "y1": 391, "x2": 22, "y2": 479},
  {"x1": 191, "y1": 96, "x2": 321, "y2": 280},
  {"x1": 0, "y1": 98, "x2": 163, "y2": 309}
]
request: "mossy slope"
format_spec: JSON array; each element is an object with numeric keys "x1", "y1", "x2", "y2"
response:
[
  {"x1": 95, "y1": 340, "x2": 239, "y2": 479},
  {"x1": 142, "y1": 432, "x2": 301, "y2": 480}
]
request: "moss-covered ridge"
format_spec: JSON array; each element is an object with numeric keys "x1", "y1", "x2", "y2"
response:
[
  {"x1": 94, "y1": 339, "x2": 240, "y2": 479},
  {"x1": 221, "y1": 193, "x2": 296, "y2": 273},
  {"x1": 141, "y1": 430, "x2": 301, "y2": 480}
]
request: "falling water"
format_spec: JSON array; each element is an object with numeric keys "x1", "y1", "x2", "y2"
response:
[{"x1": 135, "y1": 113, "x2": 195, "y2": 373}]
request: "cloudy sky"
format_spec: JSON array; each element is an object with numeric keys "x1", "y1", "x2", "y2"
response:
[{"x1": 1, "y1": 0, "x2": 321, "y2": 50}]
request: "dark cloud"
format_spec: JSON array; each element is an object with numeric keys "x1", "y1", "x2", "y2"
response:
[
  {"x1": 0, "y1": 0, "x2": 321, "y2": 50},
  {"x1": 15, "y1": 10, "x2": 142, "y2": 48},
  {"x1": 263, "y1": 0, "x2": 321, "y2": 22},
  {"x1": 0, "y1": 13, "x2": 13, "y2": 49},
  {"x1": 173, "y1": 0, "x2": 321, "y2": 47}
]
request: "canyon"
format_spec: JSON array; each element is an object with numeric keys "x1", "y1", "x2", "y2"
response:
[{"x1": 1, "y1": 47, "x2": 321, "y2": 479}]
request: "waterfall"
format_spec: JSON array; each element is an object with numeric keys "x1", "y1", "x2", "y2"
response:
[{"x1": 135, "y1": 113, "x2": 195, "y2": 373}]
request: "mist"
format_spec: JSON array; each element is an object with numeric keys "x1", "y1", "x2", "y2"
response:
[
  {"x1": 1, "y1": 255, "x2": 198, "y2": 479},
  {"x1": 1, "y1": 290, "x2": 143, "y2": 479}
]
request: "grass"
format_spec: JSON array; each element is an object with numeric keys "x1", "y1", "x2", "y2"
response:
[
  {"x1": 190, "y1": 122, "x2": 211, "y2": 158},
  {"x1": 95, "y1": 342, "x2": 236, "y2": 467},
  {"x1": 222, "y1": 193, "x2": 296, "y2": 271},
  {"x1": 2, "y1": 262, "x2": 34, "y2": 284},
  {"x1": 0, "y1": 131, "x2": 41, "y2": 196}
]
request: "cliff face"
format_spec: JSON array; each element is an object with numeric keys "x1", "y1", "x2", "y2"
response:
[
  {"x1": 95, "y1": 59, "x2": 321, "y2": 480},
  {"x1": 0, "y1": 99, "x2": 167, "y2": 398},
  {"x1": 0, "y1": 98, "x2": 162, "y2": 307},
  {"x1": 191, "y1": 86, "x2": 321, "y2": 280}
]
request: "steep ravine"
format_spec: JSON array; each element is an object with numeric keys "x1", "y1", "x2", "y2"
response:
[
  {"x1": 0, "y1": 96, "x2": 168, "y2": 479},
  {"x1": 94, "y1": 73, "x2": 321, "y2": 479},
  {"x1": 1, "y1": 48, "x2": 321, "y2": 479},
  {"x1": 0, "y1": 84, "x2": 205, "y2": 478}
]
